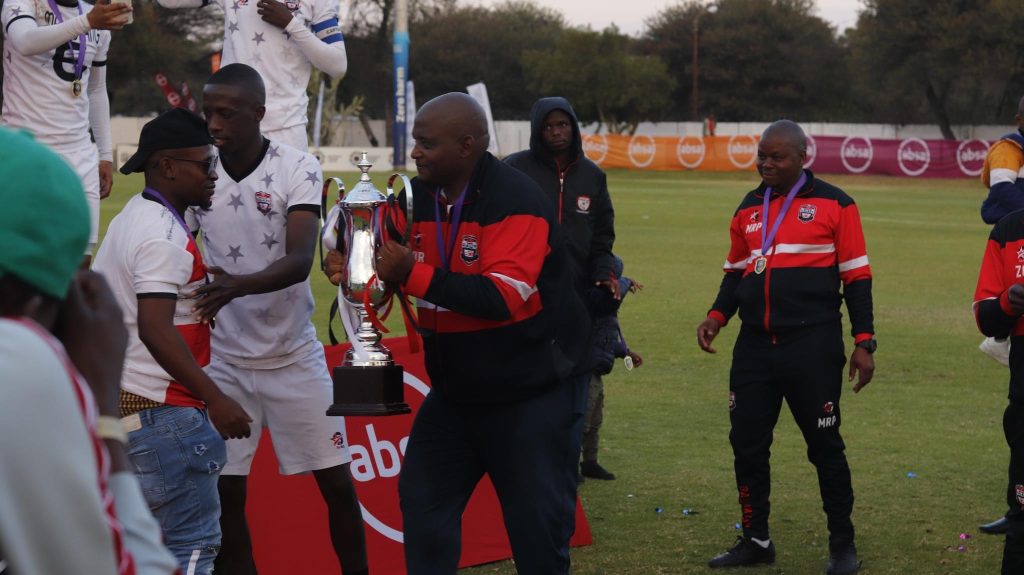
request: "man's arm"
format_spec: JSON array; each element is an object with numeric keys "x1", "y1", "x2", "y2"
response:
[
  {"x1": 191, "y1": 209, "x2": 319, "y2": 321},
  {"x1": 257, "y1": 0, "x2": 347, "y2": 77},
  {"x1": 697, "y1": 210, "x2": 746, "y2": 353},
  {"x1": 137, "y1": 298, "x2": 252, "y2": 439},
  {"x1": 589, "y1": 172, "x2": 617, "y2": 295},
  {"x1": 974, "y1": 223, "x2": 1023, "y2": 337},
  {"x1": 87, "y1": 47, "x2": 114, "y2": 198},
  {"x1": 835, "y1": 199, "x2": 874, "y2": 391},
  {"x1": 3, "y1": 1, "x2": 129, "y2": 56},
  {"x1": 981, "y1": 140, "x2": 1024, "y2": 224}
]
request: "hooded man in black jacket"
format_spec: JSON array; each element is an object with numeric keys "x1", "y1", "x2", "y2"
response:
[{"x1": 506, "y1": 97, "x2": 619, "y2": 481}]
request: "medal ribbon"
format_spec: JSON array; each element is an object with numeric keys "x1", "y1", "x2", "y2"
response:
[
  {"x1": 46, "y1": 0, "x2": 87, "y2": 85},
  {"x1": 432, "y1": 183, "x2": 469, "y2": 271},
  {"x1": 143, "y1": 187, "x2": 191, "y2": 235},
  {"x1": 759, "y1": 172, "x2": 807, "y2": 258}
]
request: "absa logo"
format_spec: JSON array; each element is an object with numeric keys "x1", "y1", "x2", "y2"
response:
[
  {"x1": 676, "y1": 136, "x2": 706, "y2": 169},
  {"x1": 344, "y1": 371, "x2": 431, "y2": 543},
  {"x1": 897, "y1": 137, "x2": 931, "y2": 177},
  {"x1": 582, "y1": 135, "x2": 609, "y2": 164},
  {"x1": 957, "y1": 139, "x2": 990, "y2": 177},
  {"x1": 628, "y1": 135, "x2": 657, "y2": 168},
  {"x1": 727, "y1": 135, "x2": 758, "y2": 169},
  {"x1": 840, "y1": 136, "x2": 874, "y2": 174}
]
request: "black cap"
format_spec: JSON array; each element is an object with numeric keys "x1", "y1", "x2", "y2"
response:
[{"x1": 120, "y1": 108, "x2": 213, "y2": 174}]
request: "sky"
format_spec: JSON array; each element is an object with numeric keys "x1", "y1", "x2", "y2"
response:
[{"x1": 470, "y1": 0, "x2": 864, "y2": 36}]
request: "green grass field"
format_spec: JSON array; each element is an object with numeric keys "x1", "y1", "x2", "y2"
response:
[{"x1": 104, "y1": 169, "x2": 1007, "y2": 574}]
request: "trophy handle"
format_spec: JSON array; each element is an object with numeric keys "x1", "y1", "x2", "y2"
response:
[{"x1": 387, "y1": 173, "x2": 414, "y2": 243}]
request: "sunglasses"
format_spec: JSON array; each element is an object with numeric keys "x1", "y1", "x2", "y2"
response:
[{"x1": 164, "y1": 155, "x2": 219, "y2": 175}]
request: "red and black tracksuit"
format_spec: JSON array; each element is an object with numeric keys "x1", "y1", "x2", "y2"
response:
[
  {"x1": 707, "y1": 170, "x2": 874, "y2": 549},
  {"x1": 973, "y1": 211, "x2": 1024, "y2": 574},
  {"x1": 397, "y1": 152, "x2": 590, "y2": 574}
]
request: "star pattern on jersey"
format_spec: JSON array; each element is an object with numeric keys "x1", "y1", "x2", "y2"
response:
[
  {"x1": 226, "y1": 245, "x2": 244, "y2": 263},
  {"x1": 262, "y1": 172, "x2": 274, "y2": 187},
  {"x1": 281, "y1": 287, "x2": 297, "y2": 303},
  {"x1": 251, "y1": 52, "x2": 264, "y2": 65},
  {"x1": 268, "y1": 145, "x2": 281, "y2": 160},
  {"x1": 10, "y1": 6, "x2": 21, "y2": 15},
  {"x1": 228, "y1": 21, "x2": 239, "y2": 34},
  {"x1": 252, "y1": 32, "x2": 265, "y2": 46},
  {"x1": 304, "y1": 170, "x2": 320, "y2": 184},
  {"x1": 230, "y1": 1, "x2": 241, "y2": 13},
  {"x1": 281, "y1": 29, "x2": 291, "y2": 40},
  {"x1": 193, "y1": 206, "x2": 211, "y2": 222},
  {"x1": 260, "y1": 231, "x2": 280, "y2": 250},
  {"x1": 228, "y1": 193, "x2": 245, "y2": 211},
  {"x1": 261, "y1": 206, "x2": 280, "y2": 222},
  {"x1": 254, "y1": 306, "x2": 279, "y2": 325}
]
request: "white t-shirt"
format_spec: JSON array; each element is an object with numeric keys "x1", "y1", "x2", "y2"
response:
[
  {"x1": 1, "y1": 0, "x2": 109, "y2": 150},
  {"x1": 215, "y1": 0, "x2": 342, "y2": 132},
  {"x1": 189, "y1": 139, "x2": 322, "y2": 369},
  {"x1": 93, "y1": 193, "x2": 209, "y2": 406}
]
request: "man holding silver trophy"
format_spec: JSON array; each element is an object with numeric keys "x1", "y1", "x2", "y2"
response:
[{"x1": 324, "y1": 92, "x2": 591, "y2": 575}]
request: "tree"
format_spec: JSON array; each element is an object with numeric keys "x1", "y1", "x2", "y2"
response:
[
  {"x1": 847, "y1": 0, "x2": 1024, "y2": 138},
  {"x1": 523, "y1": 27, "x2": 674, "y2": 133},
  {"x1": 643, "y1": 0, "x2": 849, "y2": 122}
]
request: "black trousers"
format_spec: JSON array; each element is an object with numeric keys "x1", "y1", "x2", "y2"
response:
[
  {"x1": 729, "y1": 322, "x2": 855, "y2": 547},
  {"x1": 398, "y1": 377, "x2": 586, "y2": 575},
  {"x1": 1002, "y1": 402, "x2": 1024, "y2": 574}
]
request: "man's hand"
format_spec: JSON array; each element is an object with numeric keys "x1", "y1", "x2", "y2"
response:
[
  {"x1": 628, "y1": 279, "x2": 644, "y2": 294},
  {"x1": 696, "y1": 316, "x2": 721, "y2": 354},
  {"x1": 627, "y1": 350, "x2": 643, "y2": 368},
  {"x1": 86, "y1": 0, "x2": 132, "y2": 30},
  {"x1": 257, "y1": 0, "x2": 294, "y2": 29},
  {"x1": 1009, "y1": 284, "x2": 1024, "y2": 315},
  {"x1": 55, "y1": 271, "x2": 128, "y2": 416},
  {"x1": 376, "y1": 240, "x2": 415, "y2": 285},
  {"x1": 324, "y1": 249, "x2": 344, "y2": 286},
  {"x1": 206, "y1": 394, "x2": 253, "y2": 440},
  {"x1": 191, "y1": 266, "x2": 245, "y2": 323},
  {"x1": 596, "y1": 276, "x2": 621, "y2": 300},
  {"x1": 848, "y1": 347, "x2": 875, "y2": 393},
  {"x1": 98, "y1": 160, "x2": 113, "y2": 199}
]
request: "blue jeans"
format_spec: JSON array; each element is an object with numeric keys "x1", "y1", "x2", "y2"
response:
[{"x1": 126, "y1": 406, "x2": 226, "y2": 575}]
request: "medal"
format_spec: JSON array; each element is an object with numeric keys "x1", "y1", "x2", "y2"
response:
[
  {"x1": 753, "y1": 256, "x2": 767, "y2": 275},
  {"x1": 71, "y1": 79, "x2": 82, "y2": 98},
  {"x1": 756, "y1": 172, "x2": 807, "y2": 275},
  {"x1": 46, "y1": 0, "x2": 87, "y2": 99}
]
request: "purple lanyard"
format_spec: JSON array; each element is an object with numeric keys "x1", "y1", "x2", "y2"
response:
[
  {"x1": 760, "y1": 172, "x2": 806, "y2": 255},
  {"x1": 144, "y1": 187, "x2": 191, "y2": 235},
  {"x1": 46, "y1": 0, "x2": 87, "y2": 82},
  {"x1": 433, "y1": 184, "x2": 468, "y2": 270}
]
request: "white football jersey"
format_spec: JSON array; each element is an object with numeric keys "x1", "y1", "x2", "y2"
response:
[
  {"x1": 189, "y1": 139, "x2": 324, "y2": 369},
  {"x1": 1, "y1": 0, "x2": 110, "y2": 150},
  {"x1": 212, "y1": 0, "x2": 342, "y2": 132}
]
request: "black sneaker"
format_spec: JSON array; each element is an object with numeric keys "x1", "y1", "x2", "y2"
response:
[
  {"x1": 708, "y1": 537, "x2": 776, "y2": 568},
  {"x1": 826, "y1": 542, "x2": 860, "y2": 575},
  {"x1": 580, "y1": 461, "x2": 616, "y2": 480}
]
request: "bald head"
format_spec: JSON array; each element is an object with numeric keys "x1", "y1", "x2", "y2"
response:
[
  {"x1": 411, "y1": 93, "x2": 491, "y2": 187},
  {"x1": 761, "y1": 120, "x2": 807, "y2": 155}
]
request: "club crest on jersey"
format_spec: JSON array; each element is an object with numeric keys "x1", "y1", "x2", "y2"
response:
[
  {"x1": 460, "y1": 234, "x2": 479, "y2": 266},
  {"x1": 413, "y1": 233, "x2": 423, "y2": 250},
  {"x1": 1017, "y1": 484, "x2": 1024, "y2": 507},
  {"x1": 798, "y1": 204, "x2": 816, "y2": 223},
  {"x1": 729, "y1": 391, "x2": 736, "y2": 412},
  {"x1": 576, "y1": 195, "x2": 591, "y2": 213},
  {"x1": 331, "y1": 432, "x2": 346, "y2": 449},
  {"x1": 284, "y1": 0, "x2": 299, "y2": 10},
  {"x1": 255, "y1": 191, "x2": 272, "y2": 215},
  {"x1": 823, "y1": 401, "x2": 834, "y2": 414}
]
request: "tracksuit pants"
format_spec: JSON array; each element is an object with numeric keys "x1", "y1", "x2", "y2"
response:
[
  {"x1": 729, "y1": 321, "x2": 855, "y2": 549},
  {"x1": 399, "y1": 377, "x2": 585, "y2": 575},
  {"x1": 1002, "y1": 401, "x2": 1024, "y2": 574}
]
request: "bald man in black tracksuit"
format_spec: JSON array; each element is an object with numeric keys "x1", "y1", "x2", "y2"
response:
[{"x1": 697, "y1": 121, "x2": 875, "y2": 575}]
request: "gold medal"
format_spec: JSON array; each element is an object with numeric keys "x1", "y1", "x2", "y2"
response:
[
  {"x1": 753, "y1": 256, "x2": 767, "y2": 274},
  {"x1": 71, "y1": 79, "x2": 83, "y2": 98}
]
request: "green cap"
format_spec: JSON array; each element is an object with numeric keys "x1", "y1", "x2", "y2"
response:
[{"x1": 0, "y1": 128, "x2": 90, "y2": 300}]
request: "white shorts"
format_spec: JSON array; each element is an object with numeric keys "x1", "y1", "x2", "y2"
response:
[
  {"x1": 55, "y1": 143, "x2": 100, "y2": 252},
  {"x1": 263, "y1": 124, "x2": 308, "y2": 153},
  {"x1": 206, "y1": 345, "x2": 351, "y2": 475}
]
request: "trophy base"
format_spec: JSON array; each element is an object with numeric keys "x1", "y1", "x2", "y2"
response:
[{"x1": 327, "y1": 364, "x2": 411, "y2": 417}]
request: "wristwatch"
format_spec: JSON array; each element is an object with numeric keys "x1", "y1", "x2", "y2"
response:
[{"x1": 855, "y1": 338, "x2": 877, "y2": 354}]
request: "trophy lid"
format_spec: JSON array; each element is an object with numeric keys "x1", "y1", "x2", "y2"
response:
[{"x1": 344, "y1": 151, "x2": 386, "y2": 204}]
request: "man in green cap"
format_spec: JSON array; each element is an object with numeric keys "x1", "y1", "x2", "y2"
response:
[{"x1": 0, "y1": 126, "x2": 177, "y2": 574}]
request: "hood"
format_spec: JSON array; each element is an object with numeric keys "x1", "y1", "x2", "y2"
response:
[{"x1": 528, "y1": 97, "x2": 583, "y2": 164}]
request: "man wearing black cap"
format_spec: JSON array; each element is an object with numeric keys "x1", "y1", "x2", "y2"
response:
[{"x1": 93, "y1": 108, "x2": 253, "y2": 575}]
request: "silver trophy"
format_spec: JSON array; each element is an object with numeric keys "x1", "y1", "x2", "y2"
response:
[{"x1": 325, "y1": 152, "x2": 413, "y2": 416}]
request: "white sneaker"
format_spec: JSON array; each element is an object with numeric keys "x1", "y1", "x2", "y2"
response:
[{"x1": 979, "y1": 337, "x2": 1010, "y2": 367}]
